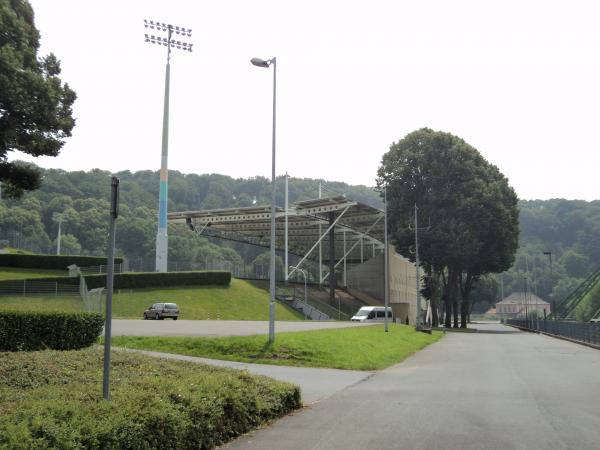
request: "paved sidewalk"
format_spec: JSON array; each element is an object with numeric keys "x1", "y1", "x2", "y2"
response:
[{"x1": 116, "y1": 348, "x2": 374, "y2": 405}]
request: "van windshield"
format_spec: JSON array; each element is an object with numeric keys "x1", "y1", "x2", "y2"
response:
[
  {"x1": 164, "y1": 303, "x2": 178, "y2": 309},
  {"x1": 355, "y1": 310, "x2": 370, "y2": 317}
]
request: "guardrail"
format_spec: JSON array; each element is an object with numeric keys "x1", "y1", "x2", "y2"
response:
[{"x1": 507, "y1": 318, "x2": 600, "y2": 346}]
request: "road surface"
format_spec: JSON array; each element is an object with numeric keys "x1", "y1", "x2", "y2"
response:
[
  {"x1": 222, "y1": 323, "x2": 600, "y2": 450},
  {"x1": 110, "y1": 319, "x2": 371, "y2": 337}
]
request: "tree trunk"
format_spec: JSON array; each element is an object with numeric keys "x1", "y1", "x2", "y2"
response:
[{"x1": 430, "y1": 270, "x2": 440, "y2": 327}]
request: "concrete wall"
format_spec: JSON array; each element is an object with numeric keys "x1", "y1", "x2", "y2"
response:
[{"x1": 345, "y1": 245, "x2": 425, "y2": 325}]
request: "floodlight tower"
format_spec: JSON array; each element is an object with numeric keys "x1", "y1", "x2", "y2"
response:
[{"x1": 144, "y1": 19, "x2": 193, "y2": 272}]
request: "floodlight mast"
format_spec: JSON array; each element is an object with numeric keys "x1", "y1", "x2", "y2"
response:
[{"x1": 144, "y1": 19, "x2": 193, "y2": 272}]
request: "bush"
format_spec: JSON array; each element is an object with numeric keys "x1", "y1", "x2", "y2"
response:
[
  {"x1": 0, "y1": 311, "x2": 103, "y2": 351},
  {"x1": 0, "y1": 253, "x2": 123, "y2": 270},
  {"x1": 0, "y1": 349, "x2": 302, "y2": 449},
  {"x1": 84, "y1": 271, "x2": 232, "y2": 290}
]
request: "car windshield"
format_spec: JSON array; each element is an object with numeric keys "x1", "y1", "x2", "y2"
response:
[
  {"x1": 355, "y1": 310, "x2": 370, "y2": 317},
  {"x1": 164, "y1": 303, "x2": 178, "y2": 309}
]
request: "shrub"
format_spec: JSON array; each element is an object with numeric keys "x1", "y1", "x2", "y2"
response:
[
  {"x1": 84, "y1": 271, "x2": 232, "y2": 290},
  {"x1": 0, "y1": 253, "x2": 123, "y2": 270},
  {"x1": 0, "y1": 311, "x2": 103, "y2": 351},
  {"x1": 0, "y1": 349, "x2": 302, "y2": 449}
]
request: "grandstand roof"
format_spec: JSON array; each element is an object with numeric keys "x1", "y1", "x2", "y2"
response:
[{"x1": 168, "y1": 196, "x2": 385, "y2": 261}]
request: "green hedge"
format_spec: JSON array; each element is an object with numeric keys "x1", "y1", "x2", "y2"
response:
[
  {"x1": 0, "y1": 253, "x2": 123, "y2": 270},
  {"x1": 84, "y1": 271, "x2": 232, "y2": 290},
  {"x1": 0, "y1": 311, "x2": 103, "y2": 351}
]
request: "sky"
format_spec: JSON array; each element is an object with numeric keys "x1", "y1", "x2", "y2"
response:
[{"x1": 16, "y1": 0, "x2": 600, "y2": 200}]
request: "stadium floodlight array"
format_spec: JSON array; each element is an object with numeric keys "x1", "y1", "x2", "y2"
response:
[{"x1": 144, "y1": 19, "x2": 193, "y2": 54}]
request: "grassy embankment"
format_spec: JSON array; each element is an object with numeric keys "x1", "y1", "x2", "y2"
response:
[
  {"x1": 0, "y1": 348, "x2": 301, "y2": 449},
  {"x1": 112, "y1": 323, "x2": 443, "y2": 370},
  {"x1": 0, "y1": 277, "x2": 304, "y2": 320}
]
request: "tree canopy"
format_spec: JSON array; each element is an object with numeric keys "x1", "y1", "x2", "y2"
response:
[
  {"x1": 377, "y1": 128, "x2": 519, "y2": 327},
  {"x1": 0, "y1": 0, "x2": 76, "y2": 197}
]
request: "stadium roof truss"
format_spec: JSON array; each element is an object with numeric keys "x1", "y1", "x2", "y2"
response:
[{"x1": 168, "y1": 196, "x2": 385, "y2": 277}]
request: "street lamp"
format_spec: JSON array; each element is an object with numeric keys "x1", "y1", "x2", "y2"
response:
[
  {"x1": 251, "y1": 56, "x2": 277, "y2": 342},
  {"x1": 144, "y1": 19, "x2": 193, "y2": 273},
  {"x1": 290, "y1": 266, "x2": 308, "y2": 319},
  {"x1": 543, "y1": 251, "x2": 555, "y2": 319}
]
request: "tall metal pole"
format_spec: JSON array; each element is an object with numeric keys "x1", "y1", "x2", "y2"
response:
[
  {"x1": 318, "y1": 181, "x2": 323, "y2": 284},
  {"x1": 56, "y1": 216, "x2": 62, "y2": 255},
  {"x1": 384, "y1": 187, "x2": 389, "y2": 332},
  {"x1": 144, "y1": 20, "x2": 193, "y2": 273},
  {"x1": 155, "y1": 53, "x2": 170, "y2": 272},
  {"x1": 103, "y1": 177, "x2": 119, "y2": 400},
  {"x1": 268, "y1": 58, "x2": 277, "y2": 343},
  {"x1": 414, "y1": 204, "x2": 422, "y2": 330},
  {"x1": 285, "y1": 172, "x2": 289, "y2": 282}
]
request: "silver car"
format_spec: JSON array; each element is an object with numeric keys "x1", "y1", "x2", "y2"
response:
[{"x1": 143, "y1": 302, "x2": 179, "y2": 320}]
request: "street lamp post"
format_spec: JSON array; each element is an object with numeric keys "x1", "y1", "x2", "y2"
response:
[
  {"x1": 144, "y1": 20, "x2": 193, "y2": 273},
  {"x1": 543, "y1": 251, "x2": 554, "y2": 320},
  {"x1": 291, "y1": 266, "x2": 308, "y2": 319},
  {"x1": 251, "y1": 56, "x2": 277, "y2": 343},
  {"x1": 384, "y1": 186, "x2": 389, "y2": 332}
]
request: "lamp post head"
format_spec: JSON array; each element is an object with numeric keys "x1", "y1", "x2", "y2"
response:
[{"x1": 251, "y1": 57, "x2": 274, "y2": 68}]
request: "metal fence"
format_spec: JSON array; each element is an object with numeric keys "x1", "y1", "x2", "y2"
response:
[
  {"x1": 0, "y1": 280, "x2": 79, "y2": 297},
  {"x1": 507, "y1": 318, "x2": 600, "y2": 346}
]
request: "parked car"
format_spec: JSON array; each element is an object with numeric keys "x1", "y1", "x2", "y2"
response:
[
  {"x1": 143, "y1": 302, "x2": 180, "y2": 320},
  {"x1": 351, "y1": 306, "x2": 392, "y2": 322}
]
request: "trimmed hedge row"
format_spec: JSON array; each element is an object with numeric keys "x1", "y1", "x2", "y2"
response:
[
  {"x1": 84, "y1": 270, "x2": 232, "y2": 290},
  {"x1": 0, "y1": 311, "x2": 104, "y2": 351},
  {"x1": 0, "y1": 253, "x2": 123, "y2": 270}
]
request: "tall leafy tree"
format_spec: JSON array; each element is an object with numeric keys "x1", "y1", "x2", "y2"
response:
[
  {"x1": 377, "y1": 128, "x2": 519, "y2": 327},
  {"x1": 0, "y1": 0, "x2": 76, "y2": 197}
]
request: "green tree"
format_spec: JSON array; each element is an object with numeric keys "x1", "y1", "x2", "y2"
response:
[
  {"x1": 377, "y1": 128, "x2": 519, "y2": 327},
  {"x1": 0, "y1": 0, "x2": 76, "y2": 197}
]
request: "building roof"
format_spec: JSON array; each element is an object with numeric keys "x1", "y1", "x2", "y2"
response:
[
  {"x1": 496, "y1": 292, "x2": 550, "y2": 306},
  {"x1": 168, "y1": 195, "x2": 385, "y2": 261}
]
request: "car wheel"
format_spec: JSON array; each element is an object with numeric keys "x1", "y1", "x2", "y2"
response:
[
  {"x1": 173, "y1": 317, "x2": 178, "y2": 321},
  {"x1": 144, "y1": 314, "x2": 148, "y2": 320},
  {"x1": 155, "y1": 313, "x2": 160, "y2": 320}
]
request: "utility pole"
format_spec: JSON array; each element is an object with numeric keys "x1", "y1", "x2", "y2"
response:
[
  {"x1": 144, "y1": 20, "x2": 193, "y2": 272},
  {"x1": 52, "y1": 213, "x2": 65, "y2": 255},
  {"x1": 543, "y1": 251, "x2": 554, "y2": 319}
]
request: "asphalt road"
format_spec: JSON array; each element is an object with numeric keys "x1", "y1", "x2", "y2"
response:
[
  {"x1": 223, "y1": 323, "x2": 600, "y2": 450},
  {"x1": 110, "y1": 319, "x2": 372, "y2": 337}
]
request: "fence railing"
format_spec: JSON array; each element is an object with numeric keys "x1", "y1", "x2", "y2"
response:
[
  {"x1": 0, "y1": 280, "x2": 79, "y2": 297},
  {"x1": 507, "y1": 318, "x2": 600, "y2": 346}
]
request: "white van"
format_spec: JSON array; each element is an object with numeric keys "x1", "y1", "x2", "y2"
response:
[{"x1": 351, "y1": 306, "x2": 393, "y2": 322}]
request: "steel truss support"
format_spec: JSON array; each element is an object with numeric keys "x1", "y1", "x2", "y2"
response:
[{"x1": 288, "y1": 206, "x2": 351, "y2": 278}]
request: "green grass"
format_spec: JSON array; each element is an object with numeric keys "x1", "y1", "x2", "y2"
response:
[
  {"x1": 0, "y1": 279, "x2": 305, "y2": 320},
  {"x1": 0, "y1": 266, "x2": 67, "y2": 280},
  {"x1": 0, "y1": 347, "x2": 301, "y2": 449},
  {"x1": 112, "y1": 324, "x2": 443, "y2": 370},
  {"x1": 0, "y1": 295, "x2": 84, "y2": 313}
]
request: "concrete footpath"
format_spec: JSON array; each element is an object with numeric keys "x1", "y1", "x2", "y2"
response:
[
  {"x1": 115, "y1": 348, "x2": 374, "y2": 405},
  {"x1": 221, "y1": 323, "x2": 600, "y2": 450}
]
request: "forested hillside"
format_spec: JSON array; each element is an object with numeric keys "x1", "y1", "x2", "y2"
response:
[
  {"x1": 0, "y1": 165, "x2": 381, "y2": 268},
  {"x1": 1, "y1": 165, "x2": 599, "y2": 318}
]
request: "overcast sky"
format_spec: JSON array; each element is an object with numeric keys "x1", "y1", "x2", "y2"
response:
[{"x1": 18, "y1": 0, "x2": 600, "y2": 200}]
